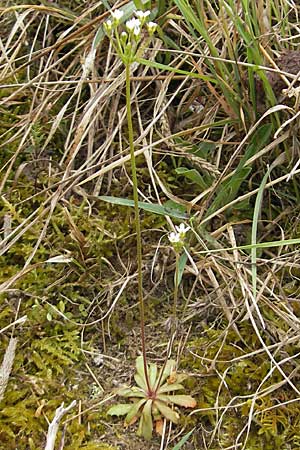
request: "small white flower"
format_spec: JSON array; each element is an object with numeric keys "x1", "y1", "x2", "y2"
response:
[
  {"x1": 126, "y1": 17, "x2": 141, "y2": 32},
  {"x1": 168, "y1": 232, "x2": 181, "y2": 244},
  {"x1": 111, "y1": 9, "x2": 124, "y2": 22},
  {"x1": 175, "y1": 223, "x2": 190, "y2": 235},
  {"x1": 147, "y1": 21, "x2": 157, "y2": 35},
  {"x1": 135, "y1": 10, "x2": 151, "y2": 19}
]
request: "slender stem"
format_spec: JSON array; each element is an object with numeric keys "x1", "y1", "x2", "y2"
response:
[
  {"x1": 125, "y1": 62, "x2": 150, "y2": 391},
  {"x1": 155, "y1": 251, "x2": 180, "y2": 391},
  {"x1": 173, "y1": 252, "x2": 179, "y2": 333}
]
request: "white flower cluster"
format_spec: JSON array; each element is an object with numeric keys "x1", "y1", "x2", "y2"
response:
[
  {"x1": 168, "y1": 223, "x2": 190, "y2": 250},
  {"x1": 103, "y1": 8, "x2": 157, "y2": 61}
]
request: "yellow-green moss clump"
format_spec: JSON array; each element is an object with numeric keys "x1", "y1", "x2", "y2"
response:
[
  {"x1": 0, "y1": 185, "x2": 157, "y2": 448},
  {"x1": 180, "y1": 321, "x2": 300, "y2": 449}
]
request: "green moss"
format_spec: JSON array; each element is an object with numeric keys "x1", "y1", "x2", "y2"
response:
[
  {"x1": 180, "y1": 320, "x2": 300, "y2": 449},
  {"x1": 0, "y1": 177, "x2": 139, "y2": 447}
]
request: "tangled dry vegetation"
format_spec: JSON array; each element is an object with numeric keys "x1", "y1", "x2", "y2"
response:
[{"x1": 1, "y1": 1, "x2": 300, "y2": 449}]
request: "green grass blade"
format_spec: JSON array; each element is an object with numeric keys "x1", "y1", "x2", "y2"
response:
[
  {"x1": 251, "y1": 168, "x2": 270, "y2": 328},
  {"x1": 172, "y1": 428, "x2": 195, "y2": 450},
  {"x1": 207, "y1": 123, "x2": 272, "y2": 215},
  {"x1": 177, "y1": 252, "x2": 188, "y2": 287},
  {"x1": 196, "y1": 237, "x2": 300, "y2": 255},
  {"x1": 99, "y1": 196, "x2": 188, "y2": 219},
  {"x1": 250, "y1": 155, "x2": 285, "y2": 327},
  {"x1": 136, "y1": 58, "x2": 215, "y2": 82}
]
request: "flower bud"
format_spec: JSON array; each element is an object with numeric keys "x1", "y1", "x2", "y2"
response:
[
  {"x1": 147, "y1": 21, "x2": 157, "y2": 35},
  {"x1": 104, "y1": 19, "x2": 113, "y2": 36}
]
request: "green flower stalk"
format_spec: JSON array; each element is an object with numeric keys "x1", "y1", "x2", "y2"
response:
[
  {"x1": 104, "y1": 9, "x2": 157, "y2": 392},
  {"x1": 168, "y1": 223, "x2": 190, "y2": 332}
]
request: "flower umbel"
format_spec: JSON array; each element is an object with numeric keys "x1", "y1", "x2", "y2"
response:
[
  {"x1": 168, "y1": 223, "x2": 190, "y2": 252},
  {"x1": 104, "y1": 9, "x2": 156, "y2": 64}
]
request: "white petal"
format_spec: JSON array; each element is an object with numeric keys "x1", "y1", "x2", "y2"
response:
[{"x1": 133, "y1": 26, "x2": 141, "y2": 36}]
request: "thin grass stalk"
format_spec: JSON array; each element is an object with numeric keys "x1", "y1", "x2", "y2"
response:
[
  {"x1": 157, "y1": 0, "x2": 166, "y2": 17},
  {"x1": 125, "y1": 62, "x2": 150, "y2": 392}
]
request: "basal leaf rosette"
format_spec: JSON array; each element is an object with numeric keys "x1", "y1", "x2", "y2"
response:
[{"x1": 108, "y1": 356, "x2": 196, "y2": 440}]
